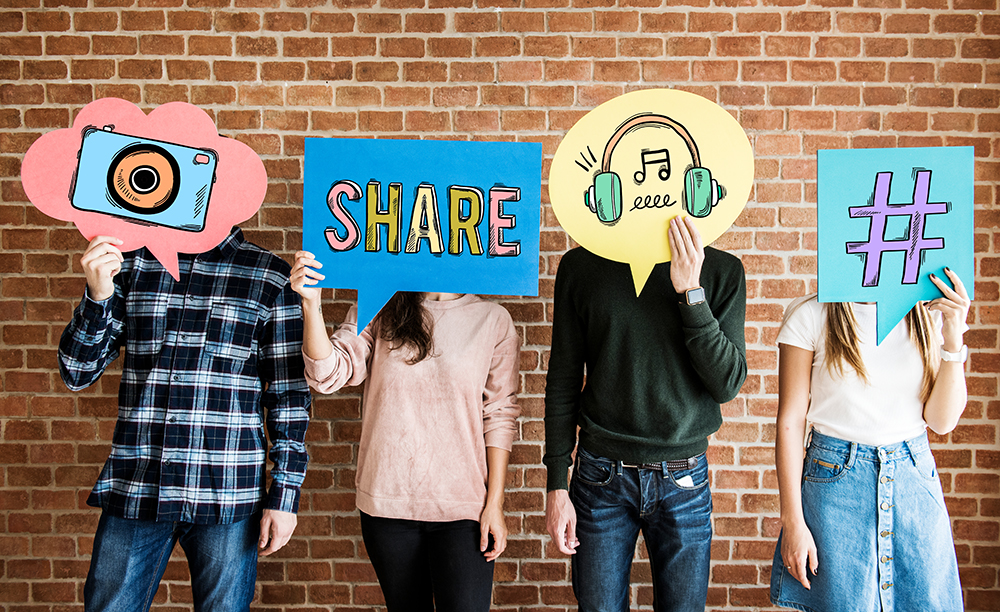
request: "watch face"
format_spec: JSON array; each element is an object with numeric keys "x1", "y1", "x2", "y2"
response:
[{"x1": 687, "y1": 287, "x2": 706, "y2": 305}]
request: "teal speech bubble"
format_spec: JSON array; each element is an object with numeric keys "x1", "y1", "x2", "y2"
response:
[
  {"x1": 818, "y1": 146, "x2": 974, "y2": 344},
  {"x1": 303, "y1": 138, "x2": 541, "y2": 330}
]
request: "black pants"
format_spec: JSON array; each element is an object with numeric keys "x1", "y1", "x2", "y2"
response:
[{"x1": 359, "y1": 511, "x2": 495, "y2": 612}]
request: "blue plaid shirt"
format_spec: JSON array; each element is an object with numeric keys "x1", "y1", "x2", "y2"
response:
[{"x1": 59, "y1": 228, "x2": 311, "y2": 524}]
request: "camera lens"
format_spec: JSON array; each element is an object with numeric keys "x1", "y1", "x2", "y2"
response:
[
  {"x1": 106, "y1": 143, "x2": 179, "y2": 214},
  {"x1": 129, "y1": 166, "x2": 159, "y2": 194}
]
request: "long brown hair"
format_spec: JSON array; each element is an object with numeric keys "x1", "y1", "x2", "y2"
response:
[
  {"x1": 374, "y1": 291, "x2": 434, "y2": 365},
  {"x1": 825, "y1": 301, "x2": 939, "y2": 402}
]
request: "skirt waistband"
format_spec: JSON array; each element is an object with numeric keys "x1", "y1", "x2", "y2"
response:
[{"x1": 808, "y1": 429, "x2": 930, "y2": 463}]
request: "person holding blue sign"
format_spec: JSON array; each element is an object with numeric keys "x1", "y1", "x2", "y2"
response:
[
  {"x1": 290, "y1": 251, "x2": 521, "y2": 612},
  {"x1": 770, "y1": 268, "x2": 971, "y2": 612}
]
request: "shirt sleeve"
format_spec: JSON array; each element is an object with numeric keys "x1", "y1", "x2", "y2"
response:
[
  {"x1": 58, "y1": 284, "x2": 127, "y2": 391},
  {"x1": 302, "y1": 305, "x2": 375, "y2": 394},
  {"x1": 543, "y1": 257, "x2": 587, "y2": 491},
  {"x1": 481, "y1": 312, "x2": 521, "y2": 452},
  {"x1": 677, "y1": 253, "x2": 748, "y2": 404},
  {"x1": 257, "y1": 280, "x2": 312, "y2": 514},
  {"x1": 777, "y1": 295, "x2": 822, "y2": 352}
]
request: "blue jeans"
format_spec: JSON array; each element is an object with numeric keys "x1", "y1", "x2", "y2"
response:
[
  {"x1": 570, "y1": 448, "x2": 713, "y2": 612},
  {"x1": 84, "y1": 511, "x2": 260, "y2": 612}
]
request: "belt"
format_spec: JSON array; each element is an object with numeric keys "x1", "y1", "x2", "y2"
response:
[{"x1": 621, "y1": 454, "x2": 701, "y2": 472}]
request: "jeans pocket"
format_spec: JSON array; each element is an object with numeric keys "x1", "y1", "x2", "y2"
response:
[
  {"x1": 667, "y1": 455, "x2": 709, "y2": 490},
  {"x1": 803, "y1": 445, "x2": 851, "y2": 483},
  {"x1": 574, "y1": 449, "x2": 614, "y2": 487}
]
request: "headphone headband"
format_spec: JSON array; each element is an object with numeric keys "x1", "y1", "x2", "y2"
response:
[{"x1": 601, "y1": 113, "x2": 701, "y2": 173}]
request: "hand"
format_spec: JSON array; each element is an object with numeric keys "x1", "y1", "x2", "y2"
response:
[
  {"x1": 290, "y1": 251, "x2": 324, "y2": 306},
  {"x1": 258, "y1": 509, "x2": 297, "y2": 556},
  {"x1": 928, "y1": 267, "x2": 971, "y2": 352},
  {"x1": 780, "y1": 519, "x2": 819, "y2": 589},
  {"x1": 479, "y1": 500, "x2": 508, "y2": 562},
  {"x1": 80, "y1": 236, "x2": 124, "y2": 302},
  {"x1": 667, "y1": 215, "x2": 705, "y2": 294},
  {"x1": 545, "y1": 489, "x2": 579, "y2": 556}
]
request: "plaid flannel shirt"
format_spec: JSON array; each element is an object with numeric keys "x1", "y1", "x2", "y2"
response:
[{"x1": 59, "y1": 228, "x2": 311, "y2": 524}]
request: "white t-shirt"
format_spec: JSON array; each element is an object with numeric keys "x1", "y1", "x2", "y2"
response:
[{"x1": 777, "y1": 296, "x2": 938, "y2": 446}]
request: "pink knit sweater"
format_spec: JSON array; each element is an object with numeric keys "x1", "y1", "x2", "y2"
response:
[{"x1": 303, "y1": 294, "x2": 521, "y2": 522}]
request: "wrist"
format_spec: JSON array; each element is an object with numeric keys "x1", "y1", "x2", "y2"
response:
[{"x1": 678, "y1": 286, "x2": 706, "y2": 306}]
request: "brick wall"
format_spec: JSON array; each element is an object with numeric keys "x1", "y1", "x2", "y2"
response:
[{"x1": 0, "y1": 0, "x2": 997, "y2": 610}]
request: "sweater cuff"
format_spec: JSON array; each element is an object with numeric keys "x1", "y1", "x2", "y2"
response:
[
  {"x1": 677, "y1": 300, "x2": 716, "y2": 329},
  {"x1": 546, "y1": 463, "x2": 571, "y2": 491}
]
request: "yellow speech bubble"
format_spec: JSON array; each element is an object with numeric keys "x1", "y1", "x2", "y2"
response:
[{"x1": 549, "y1": 89, "x2": 754, "y2": 294}]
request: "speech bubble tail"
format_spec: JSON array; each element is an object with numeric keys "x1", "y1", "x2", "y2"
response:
[
  {"x1": 629, "y1": 261, "x2": 656, "y2": 297},
  {"x1": 146, "y1": 243, "x2": 182, "y2": 281},
  {"x1": 874, "y1": 300, "x2": 911, "y2": 346},
  {"x1": 356, "y1": 287, "x2": 400, "y2": 334}
]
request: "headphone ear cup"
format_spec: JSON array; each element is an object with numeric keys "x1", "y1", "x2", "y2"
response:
[
  {"x1": 683, "y1": 167, "x2": 720, "y2": 218},
  {"x1": 593, "y1": 172, "x2": 622, "y2": 224}
]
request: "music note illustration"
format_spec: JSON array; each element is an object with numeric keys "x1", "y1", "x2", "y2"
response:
[{"x1": 633, "y1": 149, "x2": 670, "y2": 184}]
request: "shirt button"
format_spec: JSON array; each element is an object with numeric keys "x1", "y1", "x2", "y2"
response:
[
  {"x1": 163, "y1": 459, "x2": 171, "y2": 466},
  {"x1": 172, "y1": 376, "x2": 179, "y2": 382},
  {"x1": 168, "y1": 416, "x2": 177, "y2": 423}
]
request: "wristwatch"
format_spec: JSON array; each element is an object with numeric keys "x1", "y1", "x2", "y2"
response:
[
  {"x1": 940, "y1": 345, "x2": 968, "y2": 363},
  {"x1": 681, "y1": 287, "x2": 706, "y2": 306}
]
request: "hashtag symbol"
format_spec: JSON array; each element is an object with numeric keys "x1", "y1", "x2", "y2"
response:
[{"x1": 846, "y1": 170, "x2": 948, "y2": 287}]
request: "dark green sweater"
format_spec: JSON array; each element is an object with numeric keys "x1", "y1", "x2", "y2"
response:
[{"x1": 543, "y1": 246, "x2": 747, "y2": 490}]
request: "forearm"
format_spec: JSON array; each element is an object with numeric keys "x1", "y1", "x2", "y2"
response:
[
  {"x1": 300, "y1": 296, "x2": 334, "y2": 361},
  {"x1": 58, "y1": 294, "x2": 123, "y2": 390},
  {"x1": 923, "y1": 361, "x2": 968, "y2": 434},
  {"x1": 680, "y1": 286, "x2": 748, "y2": 403},
  {"x1": 776, "y1": 343, "x2": 813, "y2": 527},
  {"x1": 485, "y1": 446, "x2": 510, "y2": 509},
  {"x1": 776, "y1": 414, "x2": 808, "y2": 526}
]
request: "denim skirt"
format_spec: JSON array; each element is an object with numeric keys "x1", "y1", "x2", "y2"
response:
[{"x1": 770, "y1": 431, "x2": 963, "y2": 612}]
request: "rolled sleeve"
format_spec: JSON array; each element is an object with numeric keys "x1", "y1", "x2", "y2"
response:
[{"x1": 258, "y1": 282, "x2": 312, "y2": 514}]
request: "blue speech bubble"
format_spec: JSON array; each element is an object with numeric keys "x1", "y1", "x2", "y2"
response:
[
  {"x1": 303, "y1": 138, "x2": 541, "y2": 330},
  {"x1": 818, "y1": 146, "x2": 974, "y2": 344}
]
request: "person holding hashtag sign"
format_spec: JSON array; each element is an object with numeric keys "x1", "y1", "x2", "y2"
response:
[{"x1": 770, "y1": 268, "x2": 970, "y2": 612}]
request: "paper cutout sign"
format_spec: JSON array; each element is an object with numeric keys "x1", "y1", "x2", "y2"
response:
[
  {"x1": 21, "y1": 98, "x2": 268, "y2": 279},
  {"x1": 303, "y1": 138, "x2": 541, "y2": 331},
  {"x1": 817, "y1": 146, "x2": 974, "y2": 344},
  {"x1": 549, "y1": 89, "x2": 754, "y2": 295}
]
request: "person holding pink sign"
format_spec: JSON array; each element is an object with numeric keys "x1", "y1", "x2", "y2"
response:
[
  {"x1": 770, "y1": 268, "x2": 970, "y2": 612},
  {"x1": 291, "y1": 251, "x2": 521, "y2": 612}
]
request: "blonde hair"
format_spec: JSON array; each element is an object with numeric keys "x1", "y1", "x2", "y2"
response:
[{"x1": 825, "y1": 301, "x2": 939, "y2": 403}]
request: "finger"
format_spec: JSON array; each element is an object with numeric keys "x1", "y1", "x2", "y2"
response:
[
  {"x1": 566, "y1": 517, "x2": 579, "y2": 551},
  {"x1": 480, "y1": 523, "x2": 490, "y2": 553},
  {"x1": 684, "y1": 215, "x2": 704, "y2": 252},
  {"x1": 668, "y1": 217, "x2": 688, "y2": 261},
  {"x1": 90, "y1": 253, "x2": 124, "y2": 275},
  {"x1": 929, "y1": 273, "x2": 961, "y2": 301},
  {"x1": 943, "y1": 267, "x2": 969, "y2": 298},
  {"x1": 87, "y1": 236, "x2": 124, "y2": 252}
]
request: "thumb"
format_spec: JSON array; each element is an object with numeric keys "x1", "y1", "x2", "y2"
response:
[
  {"x1": 258, "y1": 515, "x2": 271, "y2": 549},
  {"x1": 480, "y1": 522, "x2": 490, "y2": 552}
]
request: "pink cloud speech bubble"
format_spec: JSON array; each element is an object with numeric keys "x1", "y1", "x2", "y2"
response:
[{"x1": 21, "y1": 97, "x2": 267, "y2": 279}]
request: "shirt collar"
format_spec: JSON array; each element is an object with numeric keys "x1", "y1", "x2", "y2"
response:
[{"x1": 197, "y1": 226, "x2": 244, "y2": 262}]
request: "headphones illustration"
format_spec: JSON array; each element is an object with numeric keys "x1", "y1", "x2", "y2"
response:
[{"x1": 584, "y1": 114, "x2": 724, "y2": 224}]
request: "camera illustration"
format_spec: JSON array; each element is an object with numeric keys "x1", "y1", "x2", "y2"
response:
[{"x1": 70, "y1": 126, "x2": 218, "y2": 232}]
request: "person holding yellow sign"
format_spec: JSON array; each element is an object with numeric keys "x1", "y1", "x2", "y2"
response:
[{"x1": 543, "y1": 89, "x2": 752, "y2": 612}]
